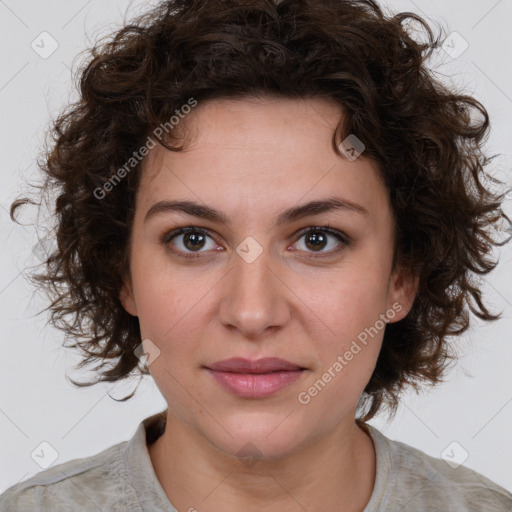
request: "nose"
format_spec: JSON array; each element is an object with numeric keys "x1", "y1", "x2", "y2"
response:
[{"x1": 218, "y1": 243, "x2": 291, "y2": 340}]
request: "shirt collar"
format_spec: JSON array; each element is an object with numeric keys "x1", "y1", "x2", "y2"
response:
[{"x1": 120, "y1": 409, "x2": 177, "y2": 511}]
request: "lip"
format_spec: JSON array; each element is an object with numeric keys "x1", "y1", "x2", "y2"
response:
[
  {"x1": 204, "y1": 357, "x2": 306, "y2": 398},
  {"x1": 206, "y1": 357, "x2": 304, "y2": 373}
]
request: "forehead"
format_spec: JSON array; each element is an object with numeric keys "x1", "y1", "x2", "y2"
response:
[
  {"x1": 142, "y1": 96, "x2": 344, "y2": 174},
  {"x1": 136, "y1": 96, "x2": 389, "y2": 226}
]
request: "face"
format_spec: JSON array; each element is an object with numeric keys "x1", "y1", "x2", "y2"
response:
[{"x1": 120, "y1": 96, "x2": 417, "y2": 459}]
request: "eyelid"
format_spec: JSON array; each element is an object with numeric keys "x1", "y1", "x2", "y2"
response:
[{"x1": 293, "y1": 225, "x2": 351, "y2": 244}]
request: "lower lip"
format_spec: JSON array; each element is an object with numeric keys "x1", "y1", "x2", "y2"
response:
[{"x1": 206, "y1": 369, "x2": 305, "y2": 398}]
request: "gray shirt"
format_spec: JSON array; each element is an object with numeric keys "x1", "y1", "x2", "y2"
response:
[{"x1": 1, "y1": 409, "x2": 511, "y2": 511}]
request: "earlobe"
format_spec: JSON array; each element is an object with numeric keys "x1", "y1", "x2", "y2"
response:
[
  {"x1": 119, "y1": 278, "x2": 138, "y2": 317},
  {"x1": 387, "y1": 268, "x2": 419, "y2": 323}
]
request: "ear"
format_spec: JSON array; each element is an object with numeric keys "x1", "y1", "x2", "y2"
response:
[
  {"x1": 119, "y1": 275, "x2": 138, "y2": 317},
  {"x1": 386, "y1": 266, "x2": 419, "y2": 323}
]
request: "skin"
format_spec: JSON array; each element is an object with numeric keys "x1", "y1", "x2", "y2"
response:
[{"x1": 120, "y1": 96, "x2": 418, "y2": 511}]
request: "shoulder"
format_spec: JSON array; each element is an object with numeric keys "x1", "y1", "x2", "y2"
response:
[
  {"x1": 365, "y1": 424, "x2": 512, "y2": 512},
  {"x1": 0, "y1": 440, "x2": 138, "y2": 512}
]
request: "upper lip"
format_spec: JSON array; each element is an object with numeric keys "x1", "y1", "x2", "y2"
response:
[{"x1": 205, "y1": 357, "x2": 305, "y2": 373}]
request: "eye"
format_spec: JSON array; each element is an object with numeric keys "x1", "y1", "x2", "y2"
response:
[
  {"x1": 292, "y1": 226, "x2": 350, "y2": 257},
  {"x1": 162, "y1": 225, "x2": 351, "y2": 260},
  {"x1": 162, "y1": 227, "x2": 220, "y2": 258}
]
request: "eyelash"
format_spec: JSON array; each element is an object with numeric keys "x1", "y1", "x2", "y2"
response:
[{"x1": 161, "y1": 225, "x2": 351, "y2": 260}]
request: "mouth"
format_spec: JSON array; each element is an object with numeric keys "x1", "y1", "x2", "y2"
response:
[
  {"x1": 204, "y1": 357, "x2": 307, "y2": 398},
  {"x1": 205, "y1": 357, "x2": 305, "y2": 373}
]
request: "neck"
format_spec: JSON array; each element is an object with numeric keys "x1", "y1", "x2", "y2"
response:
[{"x1": 148, "y1": 412, "x2": 376, "y2": 512}]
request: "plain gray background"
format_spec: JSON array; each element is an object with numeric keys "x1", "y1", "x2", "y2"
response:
[{"x1": 1, "y1": 0, "x2": 511, "y2": 495}]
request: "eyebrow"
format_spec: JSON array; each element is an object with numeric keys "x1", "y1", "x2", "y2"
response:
[{"x1": 144, "y1": 197, "x2": 369, "y2": 226}]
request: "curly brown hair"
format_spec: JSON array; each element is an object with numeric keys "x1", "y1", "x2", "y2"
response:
[{"x1": 11, "y1": 0, "x2": 510, "y2": 422}]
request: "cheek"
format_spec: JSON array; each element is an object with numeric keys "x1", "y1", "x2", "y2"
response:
[
  {"x1": 295, "y1": 263, "x2": 390, "y2": 392},
  {"x1": 297, "y1": 286, "x2": 385, "y2": 415},
  {"x1": 131, "y1": 265, "x2": 199, "y2": 351},
  {"x1": 130, "y1": 243, "x2": 202, "y2": 326},
  {"x1": 301, "y1": 266, "x2": 390, "y2": 340}
]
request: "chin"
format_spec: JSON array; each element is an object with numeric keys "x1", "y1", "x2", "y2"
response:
[{"x1": 203, "y1": 415, "x2": 314, "y2": 463}]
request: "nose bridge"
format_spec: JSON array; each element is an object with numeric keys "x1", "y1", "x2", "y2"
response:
[{"x1": 218, "y1": 239, "x2": 289, "y2": 336}]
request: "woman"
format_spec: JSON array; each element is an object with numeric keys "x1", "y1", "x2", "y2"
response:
[{"x1": 1, "y1": 0, "x2": 511, "y2": 510}]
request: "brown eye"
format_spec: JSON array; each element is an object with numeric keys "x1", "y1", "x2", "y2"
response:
[
  {"x1": 304, "y1": 230, "x2": 329, "y2": 251},
  {"x1": 293, "y1": 227, "x2": 350, "y2": 257},
  {"x1": 163, "y1": 227, "x2": 218, "y2": 256},
  {"x1": 181, "y1": 232, "x2": 208, "y2": 251}
]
